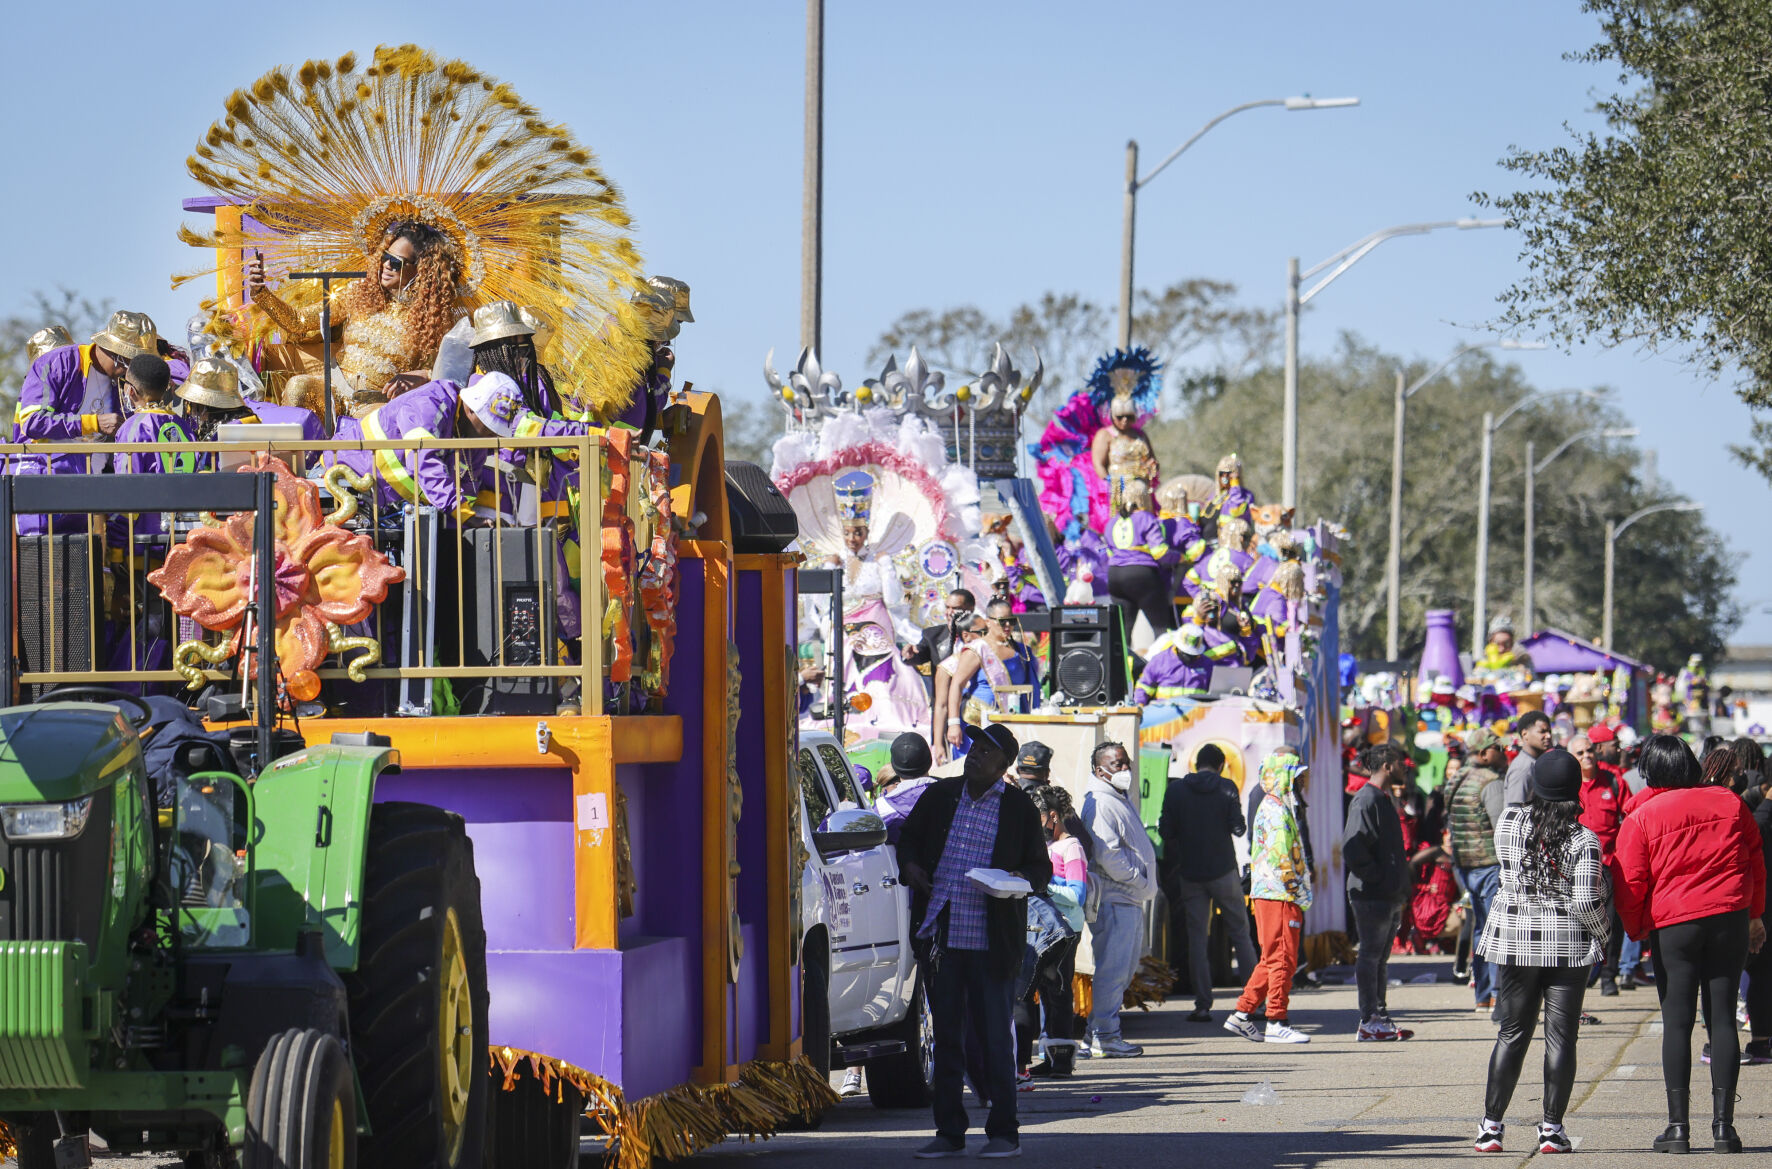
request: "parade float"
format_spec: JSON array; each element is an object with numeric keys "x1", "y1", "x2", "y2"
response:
[{"x1": 0, "y1": 46, "x2": 826, "y2": 1169}]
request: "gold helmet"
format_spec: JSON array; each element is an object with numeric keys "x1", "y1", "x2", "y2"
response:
[
  {"x1": 91, "y1": 310, "x2": 160, "y2": 361},
  {"x1": 27, "y1": 325, "x2": 73, "y2": 363},
  {"x1": 177, "y1": 357, "x2": 246, "y2": 411},
  {"x1": 468, "y1": 300, "x2": 536, "y2": 348}
]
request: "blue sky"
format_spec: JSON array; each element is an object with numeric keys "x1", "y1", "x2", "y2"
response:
[{"x1": 7, "y1": 0, "x2": 1768, "y2": 642}]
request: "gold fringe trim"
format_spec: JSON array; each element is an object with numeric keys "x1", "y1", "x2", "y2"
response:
[
  {"x1": 490, "y1": 1046, "x2": 837, "y2": 1169},
  {"x1": 1070, "y1": 954, "x2": 1181, "y2": 1020},
  {"x1": 0, "y1": 1120, "x2": 14, "y2": 1159},
  {"x1": 1123, "y1": 955, "x2": 1179, "y2": 1012},
  {"x1": 1302, "y1": 929, "x2": 1356, "y2": 972}
]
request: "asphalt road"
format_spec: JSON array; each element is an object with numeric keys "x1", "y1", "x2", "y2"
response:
[
  {"x1": 16, "y1": 954, "x2": 1771, "y2": 1167},
  {"x1": 696, "y1": 953, "x2": 1770, "y2": 1169}
]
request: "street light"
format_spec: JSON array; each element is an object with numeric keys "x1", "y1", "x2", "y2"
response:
[
  {"x1": 1284, "y1": 217, "x2": 1506, "y2": 512},
  {"x1": 1603, "y1": 502, "x2": 1704, "y2": 651},
  {"x1": 1522, "y1": 426, "x2": 1638, "y2": 634},
  {"x1": 1118, "y1": 96, "x2": 1359, "y2": 350},
  {"x1": 1384, "y1": 339, "x2": 1545, "y2": 660},
  {"x1": 1471, "y1": 388, "x2": 1601, "y2": 657}
]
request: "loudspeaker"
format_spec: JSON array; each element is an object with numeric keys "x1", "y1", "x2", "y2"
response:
[
  {"x1": 18, "y1": 534, "x2": 105, "y2": 701},
  {"x1": 1049, "y1": 603, "x2": 1126, "y2": 705},
  {"x1": 455, "y1": 526, "x2": 559, "y2": 715},
  {"x1": 725, "y1": 461, "x2": 798, "y2": 553}
]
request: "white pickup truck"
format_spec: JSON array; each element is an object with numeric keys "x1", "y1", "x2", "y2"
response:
[{"x1": 796, "y1": 730, "x2": 932, "y2": 1107}]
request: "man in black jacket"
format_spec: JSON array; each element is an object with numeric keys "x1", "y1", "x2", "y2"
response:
[
  {"x1": 1159, "y1": 744, "x2": 1258, "y2": 1023},
  {"x1": 898, "y1": 721, "x2": 1052, "y2": 1160},
  {"x1": 1342, "y1": 742, "x2": 1414, "y2": 1041}
]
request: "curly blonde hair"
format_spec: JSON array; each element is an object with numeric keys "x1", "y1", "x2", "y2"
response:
[{"x1": 343, "y1": 223, "x2": 462, "y2": 362}]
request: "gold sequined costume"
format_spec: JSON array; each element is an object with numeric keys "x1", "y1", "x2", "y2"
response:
[{"x1": 177, "y1": 44, "x2": 653, "y2": 421}]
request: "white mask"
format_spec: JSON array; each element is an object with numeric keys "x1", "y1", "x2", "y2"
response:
[{"x1": 1107, "y1": 769, "x2": 1133, "y2": 792}]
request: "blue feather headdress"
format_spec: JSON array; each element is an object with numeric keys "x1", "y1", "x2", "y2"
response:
[{"x1": 1085, "y1": 347, "x2": 1163, "y2": 416}]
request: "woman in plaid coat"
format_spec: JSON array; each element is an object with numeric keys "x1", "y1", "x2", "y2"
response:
[{"x1": 1472, "y1": 748, "x2": 1611, "y2": 1155}]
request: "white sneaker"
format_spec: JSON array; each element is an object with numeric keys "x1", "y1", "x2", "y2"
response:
[
  {"x1": 1224, "y1": 1012, "x2": 1263, "y2": 1043},
  {"x1": 840, "y1": 1068, "x2": 864, "y2": 1097},
  {"x1": 1264, "y1": 1021, "x2": 1310, "y2": 1044},
  {"x1": 1090, "y1": 1034, "x2": 1144, "y2": 1058}
]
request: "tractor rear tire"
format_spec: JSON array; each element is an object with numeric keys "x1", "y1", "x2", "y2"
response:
[
  {"x1": 244, "y1": 1028, "x2": 357, "y2": 1169},
  {"x1": 342, "y1": 802, "x2": 490, "y2": 1169},
  {"x1": 486, "y1": 1062, "x2": 583, "y2": 1169},
  {"x1": 4, "y1": 1114, "x2": 57, "y2": 1168}
]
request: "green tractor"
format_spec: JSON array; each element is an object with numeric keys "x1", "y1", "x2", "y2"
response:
[{"x1": 0, "y1": 472, "x2": 491, "y2": 1168}]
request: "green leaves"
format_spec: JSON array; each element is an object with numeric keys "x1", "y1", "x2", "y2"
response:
[
  {"x1": 1146, "y1": 338, "x2": 1736, "y2": 668},
  {"x1": 1486, "y1": 0, "x2": 1772, "y2": 478}
]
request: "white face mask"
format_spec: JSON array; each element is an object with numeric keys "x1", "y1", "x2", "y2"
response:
[{"x1": 1107, "y1": 768, "x2": 1134, "y2": 792}]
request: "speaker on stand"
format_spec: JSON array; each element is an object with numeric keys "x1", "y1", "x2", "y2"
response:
[
  {"x1": 1048, "y1": 603, "x2": 1126, "y2": 705},
  {"x1": 724, "y1": 461, "x2": 798, "y2": 553}
]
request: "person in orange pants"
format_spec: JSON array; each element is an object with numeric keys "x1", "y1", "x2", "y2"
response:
[{"x1": 1225, "y1": 749, "x2": 1314, "y2": 1044}]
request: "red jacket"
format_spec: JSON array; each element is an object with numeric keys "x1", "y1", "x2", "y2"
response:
[
  {"x1": 1610, "y1": 785, "x2": 1767, "y2": 940},
  {"x1": 1578, "y1": 771, "x2": 1625, "y2": 860}
]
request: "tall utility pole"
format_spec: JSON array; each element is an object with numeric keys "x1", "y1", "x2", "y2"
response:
[
  {"x1": 1385, "y1": 339, "x2": 1544, "y2": 660},
  {"x1": 1116, "y1": 96, "x2": 1358, "y2": 353},
  {"x1": 800, "y1": 0, "x2": 824, "y2": 356},
  {"x1": 1385, "y1": 371, "x2": 1406, "y2": 660},
  {"x1": 1117, "y1": 141, "x2": 1138, "y2": 350},
  {"x1": 1284, "y1": 217, "x2": 1506, "y2": 515},
  {"x1": 1282, "y1": 256, "x2": 1300, "y2": 509}
]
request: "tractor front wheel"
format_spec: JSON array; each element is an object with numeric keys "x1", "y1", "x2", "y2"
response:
[
  {"x1": 343, "y1": 802, "x2": 490, "y2": 1169},
  {"x1": 243, "y1": 1028, "x2": 357, "y2": 1169},
  {"x1": 486, "y1": 1062, "x2": 583, "y2": 1169},
  {"x1": 3, "y1": 1114, "x2": 57, "y2": 1168}
]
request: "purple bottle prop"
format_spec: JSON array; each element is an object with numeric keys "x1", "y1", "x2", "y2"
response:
[{"x1": 1419, "y1": 609, "x2": 1463, "y2": 689}]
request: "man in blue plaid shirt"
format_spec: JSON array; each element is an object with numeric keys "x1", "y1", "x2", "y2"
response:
[{"x1": 898, "y1": 722, "x2": 1052, "y2": 1160}]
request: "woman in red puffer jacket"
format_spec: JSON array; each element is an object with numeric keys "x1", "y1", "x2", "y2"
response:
[{"x1": 1612, "y1": 735, "x2": 1767, "y2": 1154}]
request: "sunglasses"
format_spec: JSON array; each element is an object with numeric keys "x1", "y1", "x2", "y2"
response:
[{"x1": 381, "y1": 251, "x2": 409, "y2": 273}]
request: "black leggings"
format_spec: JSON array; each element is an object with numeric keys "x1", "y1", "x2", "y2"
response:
[
  {"x1": 1748, "y1": 921, "x2": 1772, "y2": 1042},
  {"x1": 1015, "y1": 935, "x2": 1078, "y2": 1068},
  {"x1": 1108, "y1": 565, "x2": 1175, "y2": 637},
  {"x1": 1485, "y1": 963, "x2": 1587, "y2": 1126},
  {"x1": 1653, "y1": 910, "x2": 1751, "y2": 1099}
]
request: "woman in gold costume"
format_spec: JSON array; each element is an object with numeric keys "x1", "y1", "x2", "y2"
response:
[
  {"x1": 179, "y1": 45, "x2": 653, "y2": 427},
  {"x1": 249, "y1": 221, "x2": 465, "y2": 418}
]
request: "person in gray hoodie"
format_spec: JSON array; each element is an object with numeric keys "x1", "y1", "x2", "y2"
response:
[
  {"x1": 1159, "y1": 743, "x2": 1258, "y2": 1022},
  {"x1": 1080, "y1": 741, "x2": 1158, "y2": 1057}
]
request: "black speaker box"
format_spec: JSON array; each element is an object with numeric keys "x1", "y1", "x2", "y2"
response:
[
  {"x1": 452, "y1": 526, "x2": 560, "y2": 715},
  {"x1": 725, "y1": 461, "x2": 798, "y2": 553},
  {"x1": 1049, "y1": 603, "x2": 1126, "y2": 705},
  {"x1": 18, "y1": 534, "x2": 105, "y2": 701}
]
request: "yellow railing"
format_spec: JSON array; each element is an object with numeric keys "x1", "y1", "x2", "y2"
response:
[{"x1": 0, "y1": 432, "x2": 651, "y2": 718}]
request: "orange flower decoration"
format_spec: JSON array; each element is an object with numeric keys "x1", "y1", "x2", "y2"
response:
[{"x1": 148, "y1": 456, "x2": 405, "y2": 689}]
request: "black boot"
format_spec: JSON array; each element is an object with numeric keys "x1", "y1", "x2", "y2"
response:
[
  {"x1": 1654, "y1": 1088, "x2": 1690, "y2": 1153},
  {"x1": 1713, "y1": 1088, "x2": 1742, "y2": 1153}
]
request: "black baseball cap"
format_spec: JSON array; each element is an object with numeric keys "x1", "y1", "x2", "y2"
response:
[
  {"x1": 1017, "y1": 742, "x2": 1053, "y2": 776},
  {"x1": 890, "y1": 732, "x2": 932, "y2": 779},
  {"x1": 963, "y1": 721, "x2": 1019, "y2": 762}
]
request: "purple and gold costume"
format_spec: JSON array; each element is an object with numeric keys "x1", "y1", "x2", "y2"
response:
[{"x1": 1107, "y1": 511, "x2": 1170, "y2": 568}]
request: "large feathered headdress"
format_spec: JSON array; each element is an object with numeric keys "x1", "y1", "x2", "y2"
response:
[
  {"x1": 178, "y1": 45, "x2": 652, "y2": 417},
  {"x1": 1085, "y1": 347, "x2": 1162, "y2": 418}
]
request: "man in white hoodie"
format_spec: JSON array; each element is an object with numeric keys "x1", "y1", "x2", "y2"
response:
[{"x1": 1080, "y1": 741, "x2": 1158, "y2": 1057}]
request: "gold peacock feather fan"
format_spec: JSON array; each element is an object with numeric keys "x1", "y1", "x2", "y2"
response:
[{"x1": 177, "y1": 44, "x2": 653, "y2": 419}]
